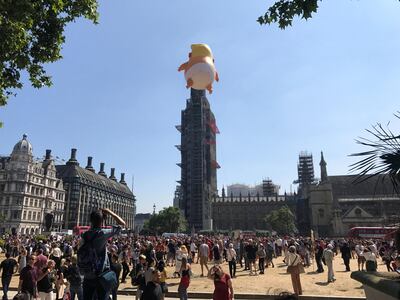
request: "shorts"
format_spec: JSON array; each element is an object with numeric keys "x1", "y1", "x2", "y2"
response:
[
  {"x1": 249, "y1": 259, "x2": 256, "y2": 264},
  {"x1": 358, "y1": 256, "x2": 366, "y2": 264},
  {"x1": 200, "y1": 256, "x2": 208, "y2": 265}
]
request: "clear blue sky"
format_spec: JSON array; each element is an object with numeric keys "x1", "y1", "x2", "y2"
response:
[{"x1": 1, "y1": 1, "x2": 400, "y2": 213}]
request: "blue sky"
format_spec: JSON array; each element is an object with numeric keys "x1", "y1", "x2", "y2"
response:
[{"x1": 1, "y1": 1, "x2": 400, "y2": 213}]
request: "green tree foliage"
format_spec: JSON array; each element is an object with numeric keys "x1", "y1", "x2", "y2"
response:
[
  {"x1": 264, "y1": 205, "x2": 297, "y2": 235},
  {"x1": 143, "y1": 206, "x2": 187, "y2": 235},
  {"x1": 258, "y1": 0, "x2": 319, "y2": 29},
  {"x1": 258, "y1": 1, "x2": 400, "y2": 30},
  {"x1": 0, "y1": 0, "x2": 99, "y2": 116}
]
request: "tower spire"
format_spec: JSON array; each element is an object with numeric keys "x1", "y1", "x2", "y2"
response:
[{"x1": 320, "y1": 151, "x2": 328, "y2": 183}]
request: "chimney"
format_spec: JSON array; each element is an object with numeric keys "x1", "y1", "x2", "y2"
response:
[
  {"x1": 85, "y1": 157, "x2": 95, "y2": 172},
  {"x1": 98, "y1": 163, "x2": 106, "y2": 177},
  {"x1": 45, "y1": 149, "x2": 51, "y2": 160},
  {"x1": 120, "y1": 173, "x2": 126, "y2": 185},
  {"x1": 109, "y1": 168, "x2": 117, "y2": 181},
  {"x1": 66, "y1": 148, "x2": 79, "y2": 166}
]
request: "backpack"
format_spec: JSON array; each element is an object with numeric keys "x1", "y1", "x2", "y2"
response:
[
  {"x1": 66, "y1": 266, "x2": 82, "y2": 286},
  {"x1": 77, "y1": 231, "x2": 104, "y2": 274}
]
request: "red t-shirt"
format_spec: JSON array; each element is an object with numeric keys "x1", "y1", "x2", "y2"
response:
[{"x1": 213, "y1": 273, "x2": 231, "y2": 300}]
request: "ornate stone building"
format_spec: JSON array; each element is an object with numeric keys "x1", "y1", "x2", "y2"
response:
[
  {"x1": 297, "y1": 152, "x2": 400, "y2": 237},
  {"x1": 212, "y1": 188, "x2": 296, "y2": 230},
  {"x1": 0, "y1": 135, "x2": 65, "y2": 234},
  {"x1": 56, "y1": 149, "x2": 136, "y2": 230}
]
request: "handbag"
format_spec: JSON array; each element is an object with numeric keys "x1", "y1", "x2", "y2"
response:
[
  {"x1": 98, "y1": 269, "x2": 118, "y2": 291},
  {"x1": 13, "y1": 293, "x2": 29, "y2": 300},
  {"x1": 298, "y1": 263, "x2": 305, "y2": 274}
]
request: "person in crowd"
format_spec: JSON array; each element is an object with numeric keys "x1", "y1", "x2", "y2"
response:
[
  {"x1": 382, "y1": 246, "x2": 394, "y2": 272},
  {"x1": 110, "y1": 254, "x2": 122, "y2": 300},
  {"x1": 356, "y1": 244, "x2": 366, "y2": 271},
  {"x1": 134, "y1": 255, "x2": 147, "y2": 300},
  {"x1": 167, "y1": 240, "x2": 176, "y2": 267},
  {"x1": 157, "y1": 261, "x2": 167, "y2": 300},
  {"x1": 340, "y1": 242, "x2": 351, "y2": 272},
  {"x1": 315, "y1": 241, "x2": 324, "y2": 273},
  {"x1": 226, "y1": 243, "x2": 237, "y2": 278},
  {"x1": 323, "y1": 244, "x2": 335, "y2": 283},
  {"x1": 363, "y1": 247, "x2": 377, "y2": 272},
  {"x1": 37, "y1": 260, "x2": 56, "y2": 300},
  {"x1": 144, "y1": 259, "x2": 156, "y2": 286},
  {"x1": 141, "y1": 269, "x2": 163, "y2": 300},
  {"x1": 0, "y1": 252, "x2": 18, "y2": 300},
  {"x1": 198, "y1": 240, "x2": 210, "y2": 277},
  {"x1": 178, "y1": 257, "x2": 191, "y2": 300},
  {"x1": 18, "y1": 255, "x2": 38, "y2": 299},
  {"x1": 79, "y1": 208, "x2": 126, "y2": 300},
  {"x1": 63, "y1": 256, "x2": 83, "y2": 300},
  {"x1": 190, "y1": 240, "x2": 197, "y2": 264},
  {"x1": 50, "y1": 243, "x2": 62, "y2": 270},
  {"x1": 119, "y1": 245, "x2": 130, "y2": 284},
  {"x1": 18, "y1": 247, "x2": 27, "y2": 274},
  {"x1": 245, "y1": 240, "x2": 257, "y2": 275},
  {"x1": 212, "y1": 242, "x2": 221, "y2": 265},
  {"x1": 286, "y1": 246, "x2": 303, "y2": 296},
  {"x1": 266, "y1": 241, "x2": 275, "y2": 268},
  {"x1": 208, "y1": 265, "x2": 234, "y2": 300},
  {"x1": 257, "y1": 243, "x2": 266, "y2": 274}
]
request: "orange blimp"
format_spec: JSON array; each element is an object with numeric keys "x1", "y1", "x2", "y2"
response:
[{"x1": 178, "y1": 44, "x2": 219, "y2": 94}]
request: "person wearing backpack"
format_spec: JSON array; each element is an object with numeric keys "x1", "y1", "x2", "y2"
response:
[{"x1": 77, "y1": 208, "x2": 126, "y2": 300}]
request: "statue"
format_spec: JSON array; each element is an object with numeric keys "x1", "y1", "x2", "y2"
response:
[{"x1": 44, "y1": 213, "x2": 54, "y2": 231}]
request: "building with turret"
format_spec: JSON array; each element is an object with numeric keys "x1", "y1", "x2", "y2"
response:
[
  {"x1": 0, "y1": 135, "x2": 65, "y2": 234},
  {"x1": 299, "y1": 152, "x2": 400, "y2": 237},
  {"x1": 56, "y1": 149, "x2": 136, "y2": 230}
]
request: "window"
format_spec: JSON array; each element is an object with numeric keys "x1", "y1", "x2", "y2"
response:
[
  {"x1": 28, "y1": 211, "x2": 31, "y2": 220},
  {"x1": 16, "y1": 183, "x2": 24, "y2": 192},
  {"x1": 318, "y1": 208, "x2": 325, "y2": 218},
  {"x1": 23, "y1": 211, "x2": 26, "y2": 220},
  {"x1": 33, "y1": 212, "x2": 36, "y2": 220},
  {"x1": 37, "y1": 212, "x2": 41, "y2": 221},
  {"x1": 29, "y1": 199, "x2": 33, "y2": 206},
  {"x1": 355, "y1": 208, "x2": 362, "y2": 217}
]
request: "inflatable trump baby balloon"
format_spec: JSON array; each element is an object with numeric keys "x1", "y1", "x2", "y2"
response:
[{"x1": 178, "y1": 44, "x2": 219, "y2": 94}]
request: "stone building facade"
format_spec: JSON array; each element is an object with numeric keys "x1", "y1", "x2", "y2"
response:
[
  {"x1": 297, "y1": 152, "x2": 400, "y2": 237},
  {"x1": 0, "y1": 135, "x2": 65, "y2": 234},
  {"x1": 56, "y1": 149, "x2": 136, "y2": 230},
  {"x1": 212, "y1": 188, "x2": 296, "y2": 231}
]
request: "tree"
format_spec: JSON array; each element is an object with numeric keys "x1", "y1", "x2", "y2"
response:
[
  {"x1": 257, "y1": 0, "x2": 400, "y2": 30},
  {"x1": 143, "y1": 206, "x2": 187, "y2": 235},
  {"x1": 350, "y1": 112, "x2": 400, "y2": 191},
  {"x1": 0, "y1": 0, "x2": 99, "y2": 126},
  {"x1": 264, "y1": 205, "x2": 297, "y2": 235},
  {"x1": 258, "y1": 0, "x2": 319, "y2": 29}
]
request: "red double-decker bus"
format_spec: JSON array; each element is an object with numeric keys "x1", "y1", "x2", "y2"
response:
[
  {"x1": 348, "y1": 227, "x2": 396, "y2": 239},
  {"x1": 73, "y1": 225, "x2": 112, "y2": 236}
]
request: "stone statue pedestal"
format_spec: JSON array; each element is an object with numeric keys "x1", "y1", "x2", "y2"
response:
[{"x1": 351, "y1": 271, "x2": 400, "y2": 300}]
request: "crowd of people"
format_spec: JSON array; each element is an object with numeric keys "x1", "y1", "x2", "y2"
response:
[{"x1": 0, "y1": 209, "x2": 398, "y2": 300}]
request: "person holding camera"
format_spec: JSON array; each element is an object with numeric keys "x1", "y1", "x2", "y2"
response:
[{"x1": 78, "y1": 208, "x2": 126, "y2": 300}]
